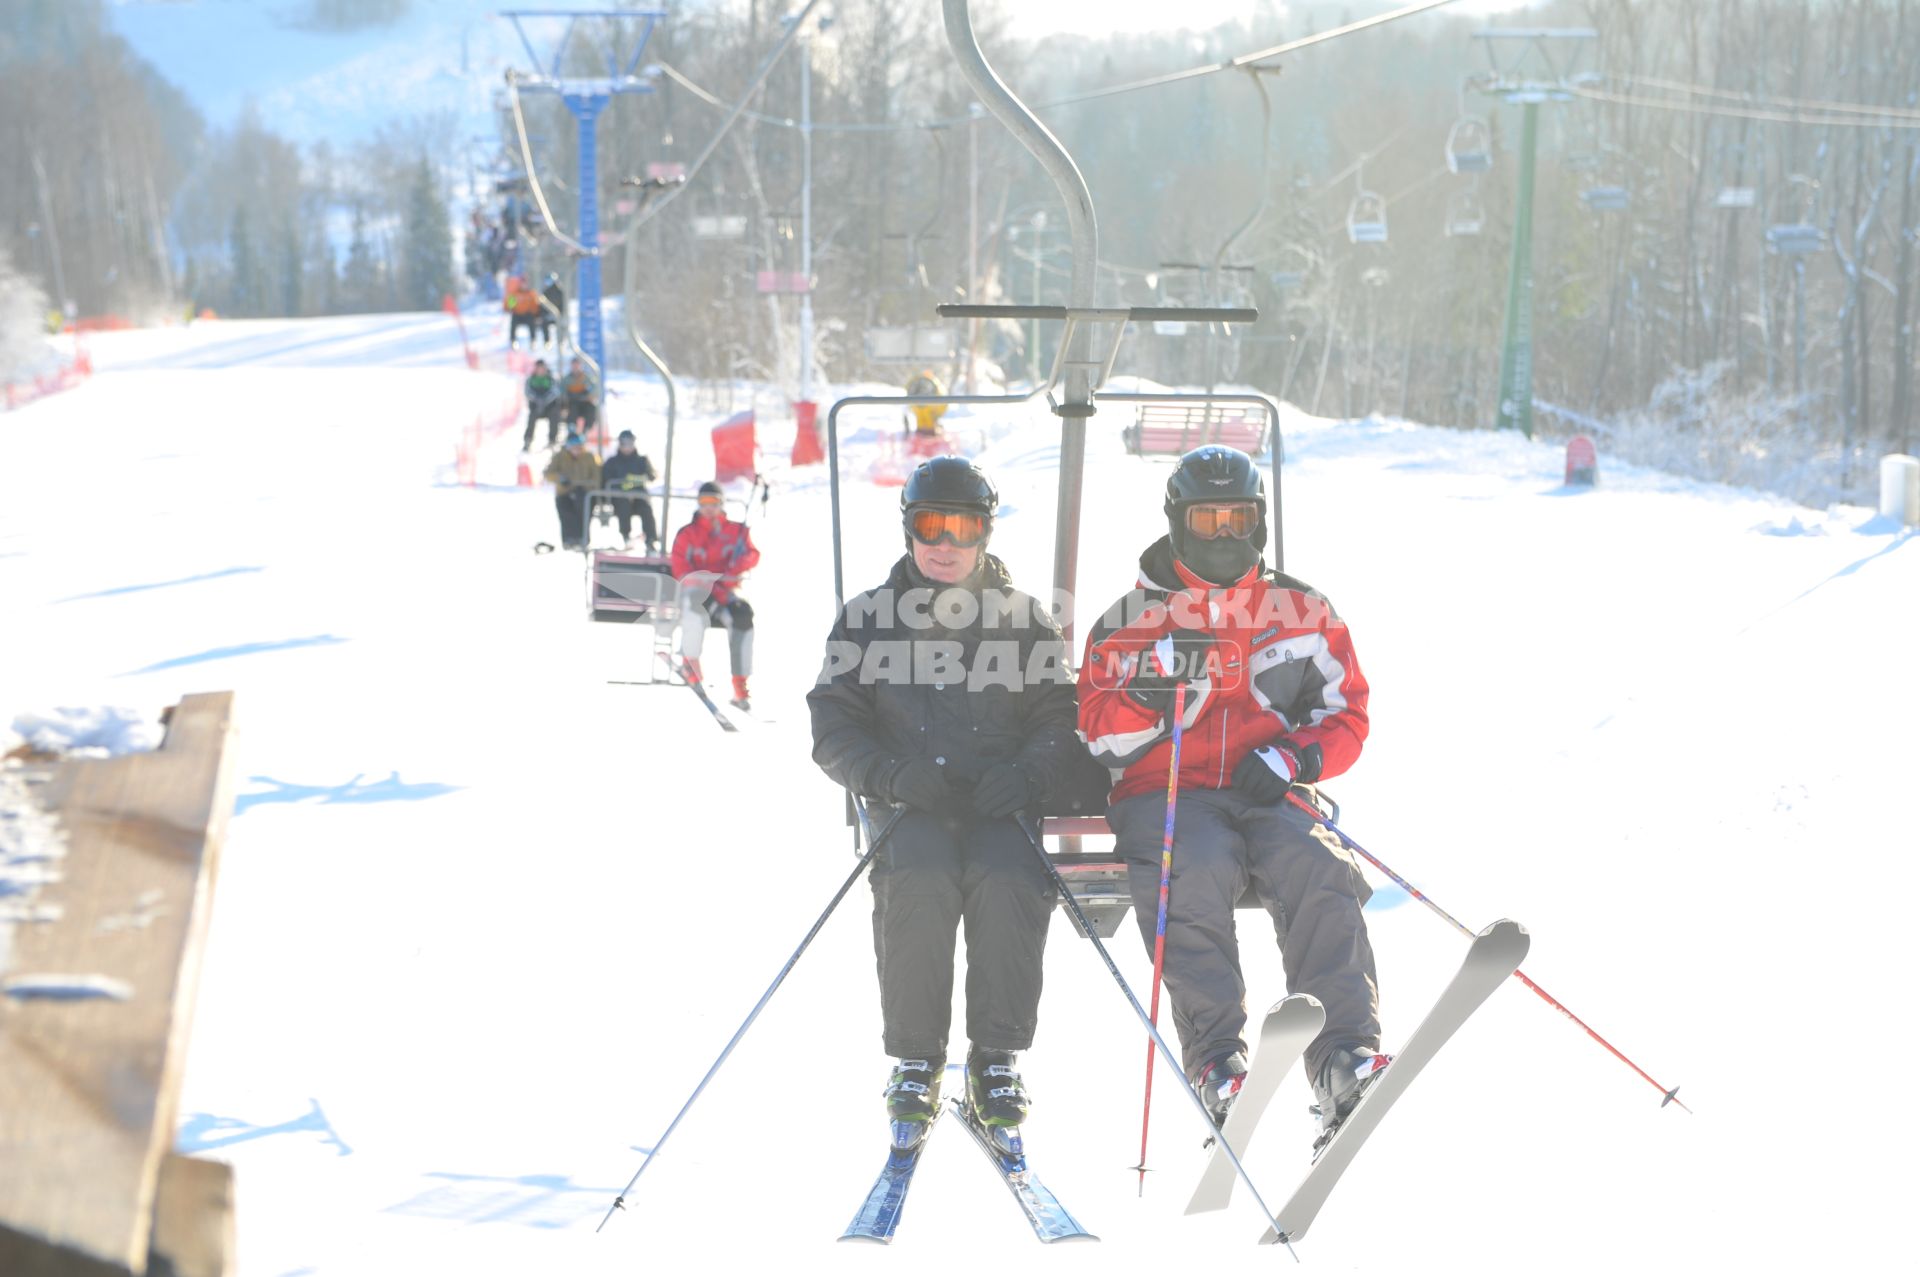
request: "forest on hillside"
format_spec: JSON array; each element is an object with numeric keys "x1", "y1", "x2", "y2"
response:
[{"x1": 5, "y1": 1, "x2": 1916, "y2": 505}]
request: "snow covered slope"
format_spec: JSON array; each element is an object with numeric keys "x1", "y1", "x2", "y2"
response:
[{"x1": 2, "y1": 309, "x2": 1913, "y2": 1275}]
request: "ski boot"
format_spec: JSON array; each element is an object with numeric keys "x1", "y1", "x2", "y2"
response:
[
  {"x1": 1191, "y1": 1050, "x2": 1250, "y2": 1129},
  {"x1": 1309, "y1": 1045, "x2": 1392, "y2": 1152},
  {"x1": 884, "y1": 1057, "x2": 943, "y2": 1149},
  {"x1": 729, "y1": 676, "x2": 751, "y2": 712},
  {"x1": 680, "y1": 656, "x2": 704, "y2": 686},
  {"x1": 965, "y1": 1048, "x2": 1030, "y2": 1155}
]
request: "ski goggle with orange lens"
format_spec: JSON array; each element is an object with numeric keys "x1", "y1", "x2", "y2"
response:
[
  {"x1": 697, "y1": 493, "x2": 724, "y2": 508},
  {"x1": 908, "y1": 507, "x2": 991, "y2": 547},
  {"x1": 1183, "y1": 501, "x2": 1261, "y2": 541}
]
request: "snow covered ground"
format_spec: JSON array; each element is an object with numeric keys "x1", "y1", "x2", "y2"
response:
[{"x1": 2, "y1": 306, "x2": 1914, "y2": 1275}]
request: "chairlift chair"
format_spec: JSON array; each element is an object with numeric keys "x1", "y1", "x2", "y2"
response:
[
  {"x1": 1347, "y1": 191, "x2": 1389, "y2": 245},
  {"x1": 863, "y1": 324, "x2": 959, "y2": 364},
  {"x1": 1581, "y1": 185, "x2": 1630, "y2": 213},
  {"x1": 1444, "y1": 186, "x2": 1486, "y2": 237},
  {"x1": 1446, "y1": 116, "x2": 1495, "y2": 175},
  {"x1": 1765, "y1": 223, "x2": 1823, "y2": 256},
  {"x1": 692, "y1": 213, "x2": 748, "y2": 239}
]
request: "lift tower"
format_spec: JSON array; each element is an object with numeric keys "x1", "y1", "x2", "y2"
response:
[
  {"x1": 501, "y1": 9, "x2": 665, "y2": 383},
  {"x1": 1472, "y1": 29, "x2": 1595, "y2": 438}
]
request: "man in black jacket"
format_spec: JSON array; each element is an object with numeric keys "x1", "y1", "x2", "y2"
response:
[
  {"x1": 600, "y1": 429, "x2": 658, "y2": 552},
  {"x1": 808, "y1": 457, "x2": 1078, "y2": 1149}
]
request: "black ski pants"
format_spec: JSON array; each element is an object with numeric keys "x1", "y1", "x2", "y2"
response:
[
  {"x1": 554, "y1": 490, "x2": 588, "y2": 547},
  {"x1": 1109, "y1": 785, "x2": 1380, "y2": 1083},
  {"x1": 612, "y1": 495, "x2": 657, "y2": 545},
  {"x1": 525, "y1": 401, "x2": 562, "y2": 448},
  {"x1": 870, "y1": 809, "x2": 1056, "y2": 1061},
  {"x1": 566, "y1": 396, "x2": 597, "y2": 433}
]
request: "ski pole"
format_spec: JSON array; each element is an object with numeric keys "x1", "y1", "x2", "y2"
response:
[
  {"x1": 599, "y1": 803, "x2": 906, "y2": 1231},
  {"x1": 1015, "y1": 814, "x2": 1299, "y2": 1255},
  {"x1": 1284, "y1": 791, "x2": 1690, "y2": 1113},
  {"x1": 1135, "y1": 680, "x2": 1187, "y2": 1192}
]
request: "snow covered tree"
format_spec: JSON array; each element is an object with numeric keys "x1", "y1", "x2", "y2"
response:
[{"x1": 0, "y1": 244, "x2": 52, "y2": 380}]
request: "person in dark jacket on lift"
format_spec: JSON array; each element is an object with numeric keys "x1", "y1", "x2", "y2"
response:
[
  {"x1": 600, "y1": 429, "x2": 658, "y2": 552},
  {"x1": 807, "y1": 456, "x2": 1080, "y2": 1155}
]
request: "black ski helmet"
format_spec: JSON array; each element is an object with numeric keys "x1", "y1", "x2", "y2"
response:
[
  {"x1": 900, "y1": 455, "x2": 997, "y2": 546},
  {"x1": 617, "y1": 429, "x2": 636, "y2": 444},
  {"x1": 901, "y1": 456, "x2": 998, "y2": 516},
  {"x1": 698, "y1": 480, "x2": 723, "y2": 499},
  {"x1": 1164, "y1": 445, "x2": 1268, "y2": 584}
]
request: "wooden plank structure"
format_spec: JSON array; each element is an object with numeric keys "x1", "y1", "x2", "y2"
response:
[{"x1": 0, "y1": 692, "x2": 239, "y2": 1277}]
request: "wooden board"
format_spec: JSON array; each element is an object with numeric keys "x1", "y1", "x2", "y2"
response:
[
  {"x1": 148, "y1": 1155, "x2": 234, "y2": 1277},
  {"x1": 0, "y1": 693, "x2": 238, "y2": 1274}
]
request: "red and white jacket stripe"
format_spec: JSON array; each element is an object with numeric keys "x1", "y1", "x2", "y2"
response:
[
  {"x1": 1077, "y1": 537, "x2": 1370, "y2": 805},
  {"x1": 671, "y1": 513, "x2": 759, "y2": 605}
]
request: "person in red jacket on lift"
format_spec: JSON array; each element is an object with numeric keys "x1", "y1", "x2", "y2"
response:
[
  {"x1": 672, "y1": 481, "x2": 760, "y2": 710},
  {"x1": 1077, "y1": 445, "x2": 1382, "y2": 1151}
]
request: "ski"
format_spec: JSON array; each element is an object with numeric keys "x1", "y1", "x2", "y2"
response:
[
  {"x1": 839, "y1": 1117, "x2": 943, "y2": 1244},
  {"x1": 949, "y1": 1097, "x2": 1098, "y2": 1243},
  {"x1": 657, "y1": 652, "x2": 737, "y2": 732},
  {"x1": 1258, "y1": 918, "x2": 1530, "y2": 1247},
  {"x1": 1184, "y1": 992, "x2": 1325, "y2": 1215}
]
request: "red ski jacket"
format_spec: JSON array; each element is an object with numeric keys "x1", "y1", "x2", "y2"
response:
[
  {"x1": 671, "y1": 513, "x2": 759, "y2": 605},
  {"x1": 1077, "y1": 537, "x2": 1369, "y2": 805}
]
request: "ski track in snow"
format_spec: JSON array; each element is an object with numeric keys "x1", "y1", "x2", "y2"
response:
[{"x1": 0, "y1": 308, "x2": 1914, "y2": 1275}]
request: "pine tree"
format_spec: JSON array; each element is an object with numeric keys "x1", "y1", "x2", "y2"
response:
[
  {"x1": 308, "y1": 220, "x2": 339, "y2": 315},
  {"x1": 278, "y1": 216, "x2": 302, "y2": 317},
  {"x1": 342, "y1": 203, "x2": 379, "y2": 313},
  {"x1": 228, "y1": 206, "x2": 256, "y2": 316},
  {"x1": 401, "y1": 156, "x2": 453, "y2": 311}
]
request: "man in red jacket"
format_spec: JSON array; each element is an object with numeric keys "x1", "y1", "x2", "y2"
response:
[
  {"x1": 1077, "y1": 445, "x2": 1383, "y2": 1146},
  {"x1": 672, "y1": 481, "x2": 760, "y2": 709}
]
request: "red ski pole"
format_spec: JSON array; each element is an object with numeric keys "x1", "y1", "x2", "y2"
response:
[
  {"x1": 1135, "y1": 681, "x2": 1188, "y2": 1191},
  {"x1": 1285, "y1": 791, "x2": 1691, "y2": 1113}
]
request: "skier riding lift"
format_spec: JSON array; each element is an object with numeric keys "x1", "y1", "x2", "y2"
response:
[
  {"x1": 671, "y1": 482, "x2": 759, "y2": 710},
  {"x1": 1077, "y1": 445, "x2": 1386, "y2": 1145},
  {"x1": 601, "y1": 429, "x2": 658, "y2": 553},
  {"x1": 807, "y1": 456, "x2": 1082, "y2": 1151},
  {"x1": 522, "y1": 358, "x2": 563, "y2": 451},
  {"x1": 562, "y1": 358, "x2": 597, "y2": 436}
]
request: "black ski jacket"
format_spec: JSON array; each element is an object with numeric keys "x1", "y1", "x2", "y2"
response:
[
  {"x1": 601, "y1": 451, "x2": 656, "y2": 492},
  {"x1": 808, "y1": 554, "x2": 1081, "y2": 811}
]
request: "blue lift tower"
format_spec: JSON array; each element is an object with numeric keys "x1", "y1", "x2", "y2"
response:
[{"x1": 500, "y1": 9, "x2": 665, "y2": 386}]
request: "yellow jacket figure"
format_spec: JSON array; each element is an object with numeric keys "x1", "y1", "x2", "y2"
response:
[{"x1": 906, "y1": 370, "x2": 947, "y2": 435}]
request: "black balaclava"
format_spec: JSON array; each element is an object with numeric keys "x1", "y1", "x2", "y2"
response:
[{"x1": 1171, "y1": 521, "x2": 1261, "y2": 585}]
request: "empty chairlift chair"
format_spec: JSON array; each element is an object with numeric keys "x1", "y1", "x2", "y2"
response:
[
  {"x1": 1347, "y1": 191, "x2": 1389, "y2": 245},
  {"x1": 1445, "y1": 186, "x2": 1486, "y2": 238},
  {"x1": 1446, "y1": 116, "x2": 1494, "y2": 175},
  {"x1": 1581, "y1": 184, "x2": 1630, "y2": 213}
]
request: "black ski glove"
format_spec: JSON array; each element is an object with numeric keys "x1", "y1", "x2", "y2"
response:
[
  {"x1": 1125, "y1": 626, "x2": 1215, "y2": 714},
  {"x1": 972, "y1": 761, "x2": 1034, "y2": 819},
  {"x1": 886, "y1": 758, "x2": 954, "y2": 812},
  {"x1": 1231, "y1": 739, "x2": 1323, "y2": 805}
]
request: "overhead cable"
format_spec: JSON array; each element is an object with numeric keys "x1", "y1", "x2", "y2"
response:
[
  {"x1": 1575, "y1": 83, "x2": 1920, "y2": 131},
  {"x1": 656, "y1": 0, "x2": 1467, "y2": 136},
  {"x1": 1617, "y1": 73, "x2": 1920, "y2": 123}
]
